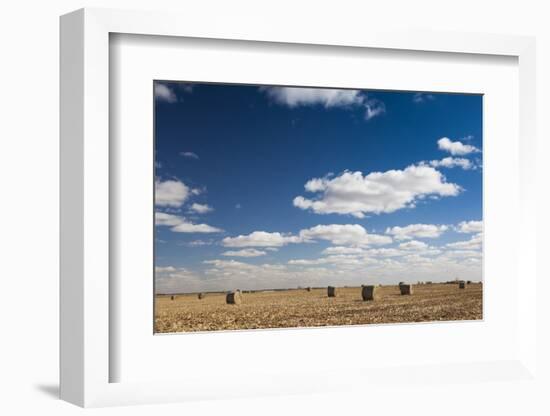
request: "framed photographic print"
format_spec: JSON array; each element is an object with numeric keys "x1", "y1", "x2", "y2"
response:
[
  {"x1": 60, "y1": 8, "x2": 538, "y2": 409},
  {"x1": 152, "y1": 81, "x2": 484, "y2": 334}
]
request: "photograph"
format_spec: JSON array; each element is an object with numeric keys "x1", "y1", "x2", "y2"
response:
[{"x1": 153, "y1": 81, "x2": 483, "y2": 333}]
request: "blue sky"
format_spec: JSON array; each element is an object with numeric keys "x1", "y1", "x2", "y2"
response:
[{"x1": 154, "y1": 82, "x2": 483, "y2": 293}]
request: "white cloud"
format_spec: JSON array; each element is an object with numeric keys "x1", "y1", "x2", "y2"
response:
[
  {"x1": 156, "y1": 260, "x2": 339, "y2": 293},
  {"x1": 299, "y1": 224, "x2": 392, "y2": 246},
  {"x1": 156, "y1": 243, "x2": 482, "y2": 292},
  {"x1": 180, "y1": 151, "x2": 199, "y2": 159},
  {"x1": 322, "y1": 246, "x2": 365, "y2": 255},
  {"x1": 203, "y1": 259, "x2": 288, "y2": 278},
  {"x1": 385, "y1": 223, "x2": 448, "y2": 240},
  {"x1": 180, "y1": 84, "x2": 194, "y2": 93},
  {"x1": 222, "y1": 231, "x2": 300, "y2": 248},
  {"x1": 446, "y1": 233, "x2": 482, "y2": 250},
  {"x1": 443, "y1": 250, "x2": 482, "y2": 259},
  {"x1": 154, "y1": 83, "x2": 177, "y2": 103},
  {"x1": 171, "y1": 222, "x2": 223, "y2": 233},
  {"x1": 289, "y1": 254, "x2": 369, "y2": 267},
  {"x1": 260, "y1": 86, "x2": 385, "y2": 120},
  {"x1": 437, "y1": 137, "x2": 480, "y2": 156},
  {"x1": 155, "y1": 179, "x2": 190, "y2": 207},
  {"x1": 186, "y1": 240, "x2": 213, "y2": 247},
  {"x1": 221, "y1": 249, "x2": 267, "y2": 257},
  {"x1": 402, "y1": 254, "x2": 431, "y2": 264},
  {"x1": 456, "y1": 220, "x2": 483, "y2": 234},
  {"x1": 398, "y1": 240, "x2": 429, "y2": 250},
  {"x1": 363, "y1": 248, "x2": 404, "y2": 258},
  {"x1": 293, "y1": 165, "x2": 461, "y2": 218},
  {"x1": 190, "y1": 203, "x2": 213, "y2": 214},
  {"x1": 426, "y1": 157, "x2": 474, "y2": 170},
  {"x1": 155, "y1": 211, "x2": 222, "y2": 233},
  {"x1": 155, "y1": 266, "x2": 176, "y2": 273},
  {"x1": 364, "y1": 98, "x2": 386, "y2": 120},
  {"x1": 221, "y1": 224, "x2": 391, "y2": 248},
  {"x1": 261, "y1": 87, "x2": 363, "y2": 108},
  {"x1": 155, "y1": 267, "x2": 204, "y2": 294},
  {"x1": 155, "y1": 212, "x2": 184, "y2": 226},
  {"x1": 413, "y1": 93, "x2": 435, "y2": 103}
]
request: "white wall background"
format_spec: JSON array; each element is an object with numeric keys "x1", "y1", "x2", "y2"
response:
[{"x1": 0, "y1": 1, "x2": 548, "y2": 415}]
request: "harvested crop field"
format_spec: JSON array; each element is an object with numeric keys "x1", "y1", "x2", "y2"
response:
[{"x1": 154, "y1": 283, "x2": 482, "y2": 333}]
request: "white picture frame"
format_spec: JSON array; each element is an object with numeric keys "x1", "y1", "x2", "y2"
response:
[{"x1": 60, "y1": 8, "x2": 538, "y2": 408}]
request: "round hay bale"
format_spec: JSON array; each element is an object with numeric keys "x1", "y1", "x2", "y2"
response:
[
  {"x1": 170, "y1": 295, "x2": 176, "y2": 301},
  {"x1": 327, "y1": 286, "x2": 337, "y2": 297},
  {"x1": 306, "y1": 287, "x2": 312, "y2": 292},
  {"x1": 226, "y1": 291, "x2": 242, "y2": 305},
  {"x1": 361, "y1": 285, "x2": 376, "y2": 301},
  {"x1": 198, "y1": 293, "x2": 204, "y2": 300},
  {"x1": 399, "y1": 284, "x2": 413, "y2": 295},
  {"x1": 467, "y1": 280, "x2": 472, "y2": 285},
  {"x1": 459, "y1": 281, "x2": 466, "y2": 289}
]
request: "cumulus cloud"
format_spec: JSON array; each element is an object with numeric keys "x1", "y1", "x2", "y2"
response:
[
  {"x1": 456, "y1": 220, "x2": 483, "y2": 234},
  {"x1": 190, "y1": 203, "x2": 213, "y2": 214},
  {"x1": 446, "y1": 233, "x2": 482, "y2": 250},
  {"x1": 442, "y1": 250, "x2": 482, "y2": 259},
  {"x1": 364, "y1": 98, "x2": 386, "y2": 120},
  {"x1": 413, "y1": 93, "x2": 435, "y2": 103},
  {"x1": 288, "y1": 254, "x2": 370, "y2": 267},
  {"x1": 322, "y1": 246, "x2": 365, "y2": 255},
  {"x1": 437, "y1": 137, "x2": 480, "y2": 156},
  {"x1": 154, "y1": 83, "x2": 177, "y2": 103},
  {"x1": 259, "y1": 86, "x2": 385, "y2": 120},
  {"x1": 222, "y1": 231, "x2": 301, "y2": 248},
  {"x1": 180, "y1": 83, "x2": 194, "y2": 93},
  {"x1": 425, "y1": 157, "x2": 474, "y2": 170},
  {"x1": 155, "y1": 267, "x2": 204, "y2": 294},
  {"x1": 398, "y1": 240, "x2": 429, "y2": 250},
  {"x1": 171, "y1": 222, "x2": 223, "y2": 233},
  {"x1": 222, "y1": 224, "x2": 391, "y2": 248},
  {"x1": 260, "y1": 86, "x2": 362, "y2": 108},
  {"x1": 299, "y1": 224, "x2": 392, "y2": 246},
  {"x1": 155, "y1": 179, "x2": 191, "y2": 208},
  {"x1": 221, "y1": 249, "x2": 267, "y2": 257},
  {"x1": 180, "y1": 151, "x2": 199, "y2": 159},
  {"x1": 155, "y1": 211, "x2": 222, "y2": 233},
  {"x1": 186, "y1": 240, "x2": 213, "y2": 247},
  {"x1": 293, "y1": 165, "x2": 461, "y2": 218},
  {"x1": 204, "y1": 259, "x2": 278, "y2": 269},
  {"x1": 363, "y1": 248, "x2": 404, "y2": 258},
  {"x1": 155, "y1": 212, "x2": 185, "y2": 226},
  {"x1": 156, "y1": 240, "x2": 482, "y2": 292},
  {"x1": 385, "y1": 223, "x2": 448, "y2": 240},
  {"x1": 155, "y1": 266, "x2": 176, "y2": 273}
]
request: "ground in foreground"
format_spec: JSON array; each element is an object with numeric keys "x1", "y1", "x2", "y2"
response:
[{"x1": 154, "y1": 283, "x2": 482, "y2": 333}]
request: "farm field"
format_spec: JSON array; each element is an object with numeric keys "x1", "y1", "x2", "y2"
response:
[{"x1": 154, "y1": 282, "x2": 483, "y2": 333}]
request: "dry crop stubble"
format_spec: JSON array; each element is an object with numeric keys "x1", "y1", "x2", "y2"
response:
[{"x1": 154, "y1": 283, "x2": 482, "y2": 333}]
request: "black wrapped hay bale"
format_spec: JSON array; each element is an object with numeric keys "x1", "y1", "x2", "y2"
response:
[
  {"x1": 198, "y1": 293, "x2": 204, "y2": 300},
  {"x1": 226, "y1": 291, "x2": 242, "y2": 305},
  {"x1": 327, "y1": 286, "x2": 337, "y2": 297},
  {"x1": 361, "y1": 285, "x2": 376, "y2": 301},
  {"x1": 170, "y1": 295, "x2": 176, "y2": 301},
  {"x1": 459, "y1": 281, "x2": 466, "y2": 289}
]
